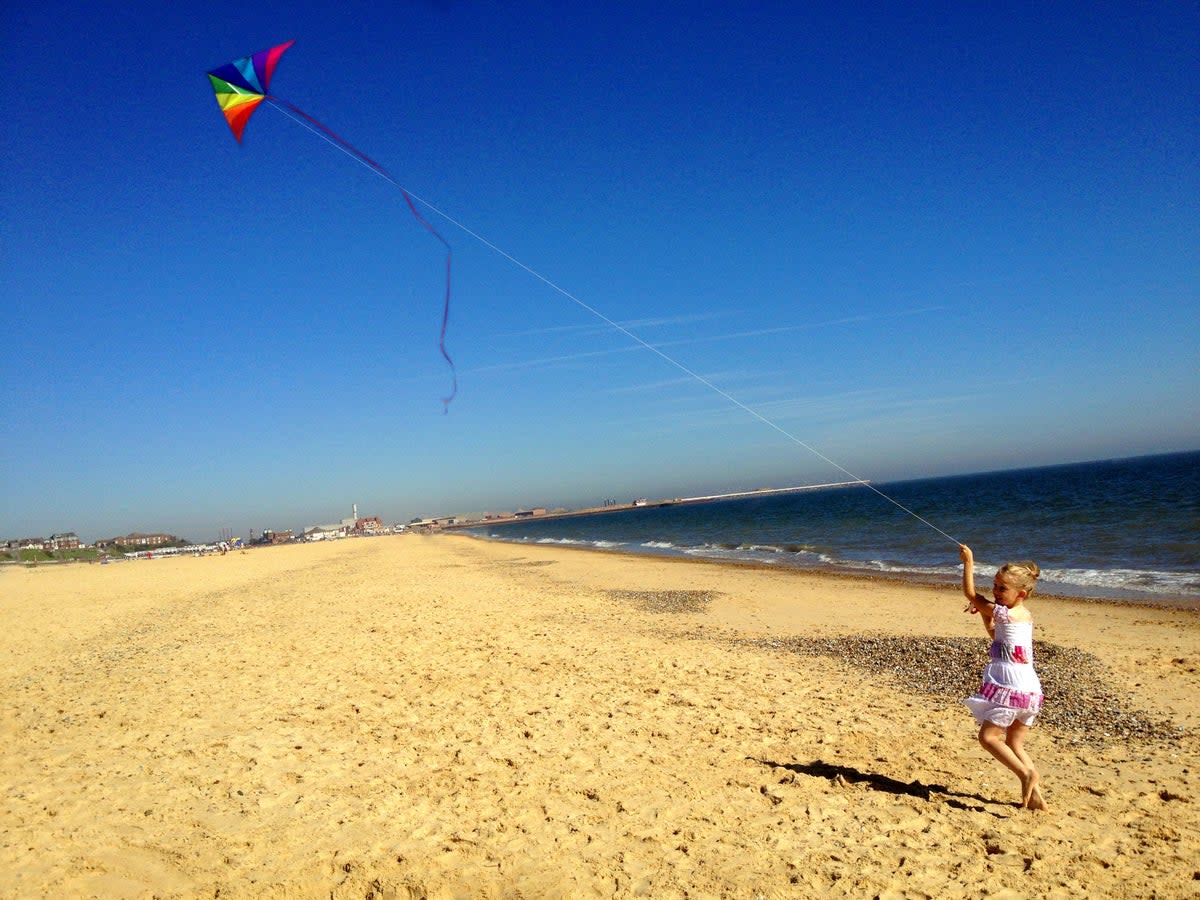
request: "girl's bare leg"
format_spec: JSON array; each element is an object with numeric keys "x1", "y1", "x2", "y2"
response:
[
  {"x1": 978, "y1": 722, "x2": 1040, "y2": 808},
  {"x1": 1005, "y1": 722, "x2": 1048, "y2": 810}
]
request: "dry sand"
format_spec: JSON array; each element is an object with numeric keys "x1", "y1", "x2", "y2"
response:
[{"x1": 1, "y1": 535, "x2": 1196, "y2": 898}]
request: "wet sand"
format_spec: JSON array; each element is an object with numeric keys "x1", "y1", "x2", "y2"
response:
[{"x1": 1, "y1": 535, "x2": 1196, "y2": 898}]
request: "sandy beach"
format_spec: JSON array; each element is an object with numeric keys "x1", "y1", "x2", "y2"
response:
[{"x1": 1, "y1": 535, "x2": 1196, "y2": 899}]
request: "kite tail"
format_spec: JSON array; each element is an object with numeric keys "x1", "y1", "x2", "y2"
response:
[{"x1": 266, "y1": 94, "x2": 457, "y2": 411}]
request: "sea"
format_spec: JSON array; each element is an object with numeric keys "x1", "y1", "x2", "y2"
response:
[{"x1": 465, "y1": 451, "x2": 1200, "y2": 606}]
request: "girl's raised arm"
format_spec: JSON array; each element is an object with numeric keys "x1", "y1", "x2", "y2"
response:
[
  {"x1": 960, "y1": 544, "x2": 978, "y2": 602},
  {"x1": 960, "y1": 544, "x2": 996, "y2": 633}
]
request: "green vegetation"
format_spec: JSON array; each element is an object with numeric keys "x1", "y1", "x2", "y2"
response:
[
  {"x1": 5, "y1": 548, "x2": 54, "y2": 563},
  {"x1": 2, "y1": 540, "x2": 193, "y2": 565},
  {"x1": 3, "y1": 547, "x2": 116, "y2": 564}
]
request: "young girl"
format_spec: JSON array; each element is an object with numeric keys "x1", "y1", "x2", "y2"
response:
[{"x1": 959, "y1": 543, "x2": 1048, "y2": 810}]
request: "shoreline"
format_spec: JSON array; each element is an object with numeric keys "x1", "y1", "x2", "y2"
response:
[
  {"x1": 14, "y1": 533, "x2": 1199, "y2": 611},
  {"x1": 458, "y1": 530, "x2": 1200, "y2": 611},
  {"x1": 2, "y1": 534, "x2": 1196, "y2": 896}
]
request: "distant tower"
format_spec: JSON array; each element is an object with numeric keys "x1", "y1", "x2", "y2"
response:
[{"x1": 353, "y1": 503, "x2": 358, "y2": 521}]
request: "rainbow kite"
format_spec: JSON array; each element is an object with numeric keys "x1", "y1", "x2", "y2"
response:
[
  {"x1": 206, "y1": 41, "x2": 456, "y2": 409},
  {"x1": 206, "y1": 40, "x2": 293, "y2": 142}
]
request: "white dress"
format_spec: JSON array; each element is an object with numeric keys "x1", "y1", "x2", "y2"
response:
[{"x1": 964, "y1": 603, "x2": 1043, "y2": 727}]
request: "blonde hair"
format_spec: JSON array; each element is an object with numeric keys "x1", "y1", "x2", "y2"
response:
[{"x1": 998, "y1": 560, "x2": 1040, "y2": 595}]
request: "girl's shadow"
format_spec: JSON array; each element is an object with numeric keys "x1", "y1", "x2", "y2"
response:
[{"x1": 753, "y1": 758, "x2": 1003, "y2": 815}]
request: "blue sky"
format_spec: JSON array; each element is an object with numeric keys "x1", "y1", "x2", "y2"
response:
[{"x1": 2, "y1": 2, "x2": 1197, "y2": 542}]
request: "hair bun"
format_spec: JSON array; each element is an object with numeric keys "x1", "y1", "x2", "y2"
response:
[{"x1": 999, "y1": 560, "x2": 1040, "y2": 593}]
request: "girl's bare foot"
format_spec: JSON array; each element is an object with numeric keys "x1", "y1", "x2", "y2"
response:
[
  {"x1": 1026, "y1": 784, "x2": 1048, "y2": 811},
  {"x1": 1020, "y1": 769, "x2": 1040, "y2": 808}
]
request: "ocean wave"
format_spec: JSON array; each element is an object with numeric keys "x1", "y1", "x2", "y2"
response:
[
  {"x1": 814, "y1": 558, "x2": 1199, "y2": 597},
  {"x1": 641, "y1": 540, "x2": 676, "y2": 549},
  {"x1": 525, "y1": 537, "x2": 626, "y2": 549},
  {"x1": 681, "y1": 546, "x2": 778, "y2": 564},
  {"x1": 819, "y1": 559, "x2": 1200, "y2": 599},
  {"x1": 673, "y1": 542, "x2": 838, "y2": 568},
  {"x1": 1042, "y1": 567, "x2": 1200, "y2": 596},
  {"x1": 843, "y1": 559, "x2": 961, "y2": 578}
]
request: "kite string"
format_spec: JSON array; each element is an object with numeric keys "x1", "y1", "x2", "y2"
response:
[
  {"x1": 266, "y1": 96, "x2": 457, "y2": 410},
  {"x1": 407, "y1": 199, "x2": 962, "y2": 547},
  {"x1": 267, "y1": 99, "x2": 959, "y2": 546}
]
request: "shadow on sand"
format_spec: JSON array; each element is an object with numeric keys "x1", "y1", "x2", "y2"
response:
[{"x1": 753, "y1": 758, "x2": 1005, "y2": 815}]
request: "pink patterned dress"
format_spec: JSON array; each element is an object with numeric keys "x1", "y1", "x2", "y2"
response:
[{"x1": 964, "y1": 603, "x2": 1043, "y2": 727}]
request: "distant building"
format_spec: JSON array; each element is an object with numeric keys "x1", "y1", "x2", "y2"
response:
[
  {"x1": 262, "y1": 529, "x2": 295, "y2": 545},
  {"x1": 96, "y1": 533, "x2": 177, "y2": 549},
  {"x1": 513, "y1": 508, "x2": 547, "y2": 518},
  {"x1": 353, "y1": 516, "x2": 384, "y2": 534},
  {"x1": 4, "y1": 536, "x2": 84, "y2": 552},
  {"x1": 303, "y1": 526, "x2": 346, "y2": 541}
]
